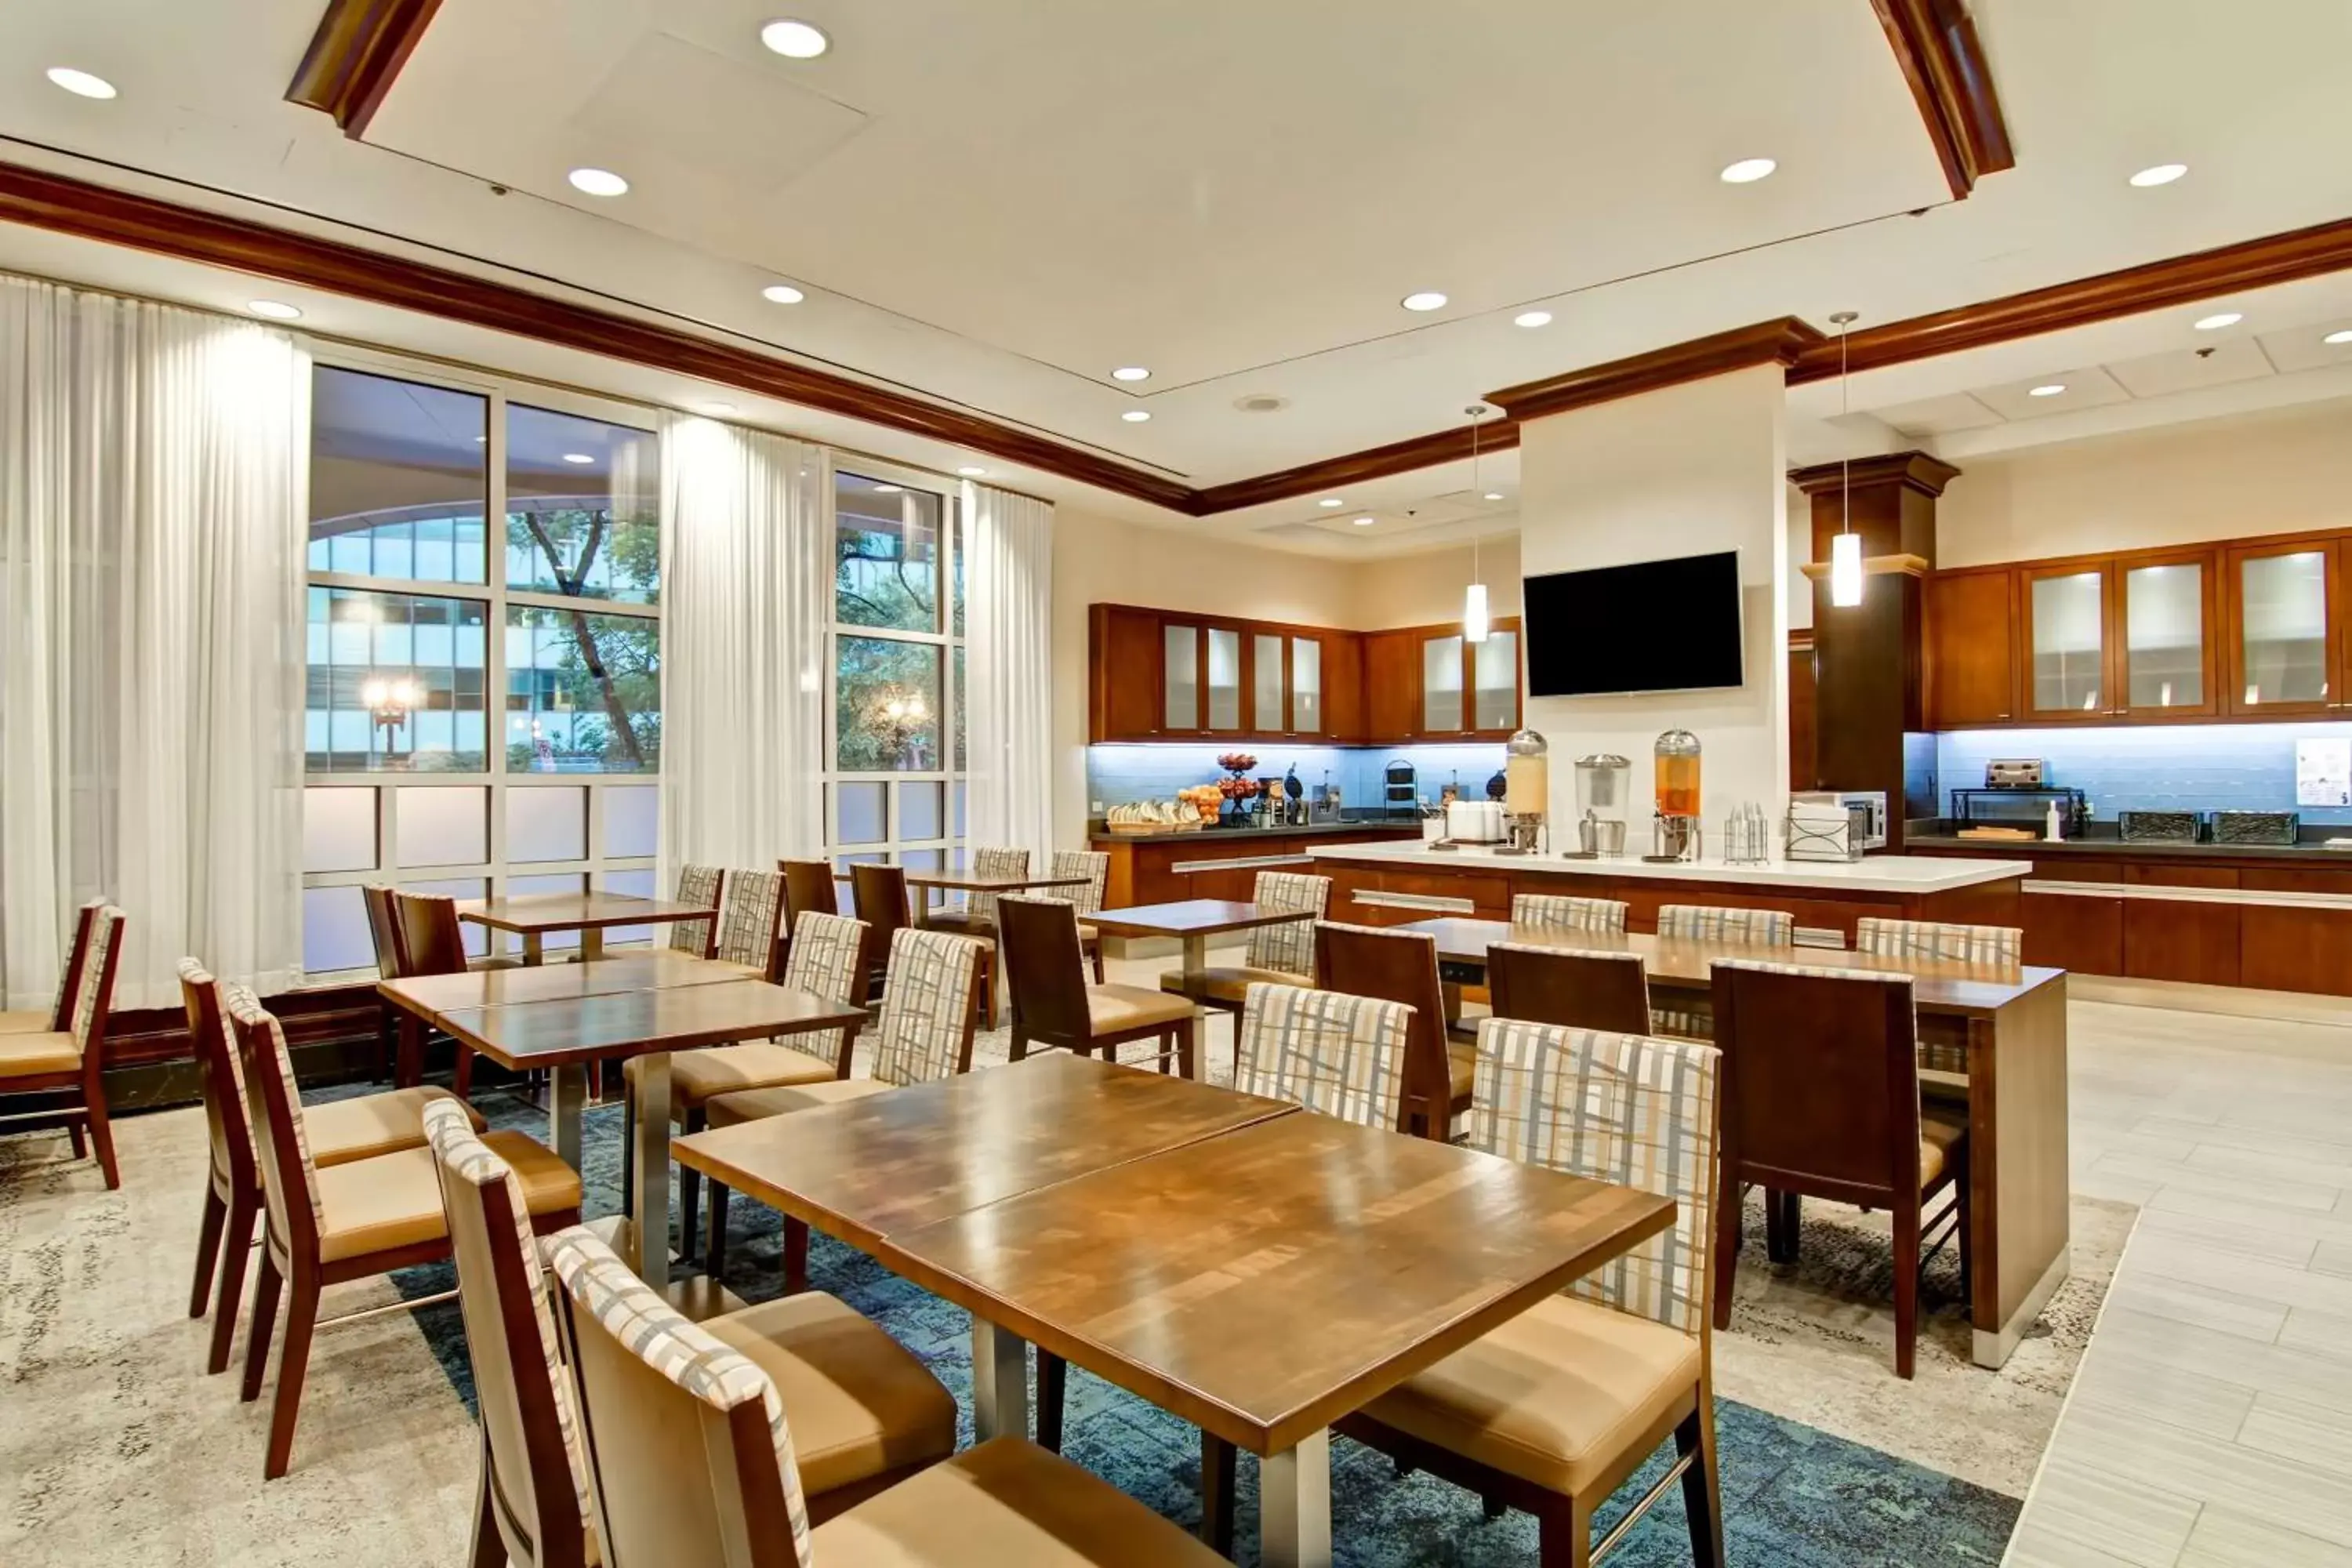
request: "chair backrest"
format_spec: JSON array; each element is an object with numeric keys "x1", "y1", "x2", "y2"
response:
[
  {"x1": 545, "y1": 1227, "x2": 813, "y2": 1568},
  {"x1": 848, "y1": 863, "x2": 910, "y2": 998},
  {"x1": 394, "y1": 891, "x2": 472, "y2": 977},
  {"x1": 1245, "y1": 871, "x2": 1329, "y2": 974},
  {"x1": 223, "y1": 985, "x2": 323, "y2": 1258},
  {"x1": 965, "y1": 846, "x2": 1029, "y2": 925},
  {"x1": 1047, "y1": 849, "x2": 1109, "y2": 916},
  {"x1": 178, "y1": 958, "x2": 256, "y2": 1192},
  {"x1": 779, "y1": 860, "x2": 838, "y2": 925},
  {"x1": 1657, "y1": 904, "x2": 1795, "y2": 946},
  {"x1": 996, "y1": 895, "x2": 1091, "y2": 1044},
  {"x1": 1855, "y1": 916, "x2": 2021, "y2": 966},
  {"x1": 1710, "y1": 958, "x2": 1922, "y2": 1205},
  {"x1": 1487, "y1": 943, "x2": 1652, "y2": 1035},
  {"x1": 426, "y1": 1102, "x2": 594, "y2": 1568},
  {"x1": 1469, "y1": 1018, "x2": 1722, "y2": 1338},
  {"x1": 715, "y1": 869, "x2": 786, "y2": 978},
  {"x1": 67, "y1": 905, "x2": 125, "y2": 1055},
  {"x1": 363, "y1": 884, "x2": 408, "y2": 978},
  {"x1": 670, "y1": 865, "x2": 725, "y2": 957},
  {"x1": 1235, "y1": 982, "x2": 1413, "y2": 1131},
  {"x1": 1312, "y1": 919, "x2": 1450, "y2": 1132},
  {"x1": 1510, "y1": 893, "x2": 1628, "y2": 935},
  {"x1": 867, "y1": 927, "x2": 984, "y2": 1087},
  {"x1": 42, "y1": 899, "x2": 103, "y2": 1033},
  {"x1": 777, "y1": 912, "x2": 867, "y2": 1073}
]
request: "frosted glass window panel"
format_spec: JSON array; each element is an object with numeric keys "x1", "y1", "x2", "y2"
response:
[
  {"x1": 397, "y1": 786, "x2": 489, "y2": 867},
  {"x1": 1254, "y1": 633, "x2": 1286, "y2": 731},
  {"x1": 2124, "y1": 562, "x2": 2205, "y2": 710},
  {"x1": 2239, "y1": 551, "x2": 2330, "y2": 706},
  {"x1": 836, "y1": 781, "x2": 887, "y2": 844},
  {"x1": 953, "y1": 780, "x2": 967, "y2": 839},
  {"x1": 1291, "y1": 637, "x2": 1321, "y2": 733},
  {"x1": 402, "y1": 877, "x2": 490, "y2": 958},
  {"x1": 2031, "y1": 572, "x2": 2105, "y2": 713},
  {"x1": 303, "y1": 885, "x2": 376, "y2": 975},
  {"x1": 506, "y1": 873, "x2": 586, "y2": 952},
  {"x1": 506, "y1": 786, "x2": 587, "y2": 863},
  {"x1": 1163, "y1": 624, "x2": 1197, "y2": 730},
  {"x1": 900, "y1": 780, "x2": 944, "y2": 841},
  {"x1": 604, "y1": 785, "x2": 658, "y2": 858},
  {"x1": 303, "y1": 787, "x2": 378, "y2": 873},
  {"x1": 900, "y1": 848, "x2": 943, "y2": 873},
  {"x1": 1206, "y1": 628, "x2": 1242, "y2": 730},
  {"x1": 602, "y1": 866, "x2": 657, "y2": 948},
  {"x1": 1423, "y1": 635, "x2": 1465, "y2": 732},
  {"x1": 1475, "y1": 630, "x2": 1519, "y2": 731}
]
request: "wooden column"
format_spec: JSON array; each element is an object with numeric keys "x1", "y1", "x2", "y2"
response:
[{"x1": 1789, "y1": 452, "x2": 1960, "y2": 849}]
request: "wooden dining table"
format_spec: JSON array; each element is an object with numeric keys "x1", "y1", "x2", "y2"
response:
[
  {"x1": 456, "y1": 889, "x2": 714, "y2": 964},
  {"x1": 1402, "y1": 915, "x2": 2073, "y2": 1370},
  {"x1": 378, "y1": 954, "x2": 862, "y2": 1290},
  {"x1": 673, "y1": 1054, "x2": 1674, "y2": 1566}
]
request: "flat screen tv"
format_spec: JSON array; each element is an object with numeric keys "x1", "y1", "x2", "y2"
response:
[{"x1": 1523, "y1": 550, "x2": 1744, "y2": 697}]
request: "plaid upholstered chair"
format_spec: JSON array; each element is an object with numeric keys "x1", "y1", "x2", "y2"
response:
[
  {"x1": 1709, "y1": 957, "x2": 1969, "y2": 1379},
  {"x1": 1233, "y1": 981, "x2": 1414, "y2": 1131},
  {"x1": 1156, "y1": 869, "x2": 1330, "y2": 1013},
  {"x1": 1341, "y1": 1019, "x2": 1726, "y2": 1568},
  {"x1": 180, "y1": 958, "x2": 483, "y2": 1377},
  {"x1": 426, "y1": 1106, "x2": 954, "y2": 1562},
  {"x1": 1048, "y1": 849, "x2": 1112, "y2": 982},
  {"x1": 712, "y1": 868, "x2": 788, "y2": 980},
  {"x1": 702, "y1": 927, "x2": 985, "y2": 1287},
  {"x1": 224, "y1": 985, "x2": 580, "y2": 1479},
  {"x1": 669, "y1": 863, "x2": 726, "y2": 958},
  {"x1": 1, "y1": 899, "x2": 100, "y2": 1034},
  {"x1": 1651, "y1": 902, "x2": 1795, "y2": 1037},
  {"x1": 543, "y1": 1225, "x2": 1226, "y2": 1568},
  {"x1": 0, "y1": 903, "x2": 125, "y2": 1188},
  {"x1": 623, "y1": 910, "x2": 869, "y2": 1255},
  {"x1": 1856, "y1": 916, "x2": 2023, "y2": 1092},
  {"x1": 1511, "y1": 892, "x2": 1629, "y2": 933}
]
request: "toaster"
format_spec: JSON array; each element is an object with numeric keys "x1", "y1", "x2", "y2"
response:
[{"x1": 1985, "y1": 759, "x2": 2045, "y2": 789}]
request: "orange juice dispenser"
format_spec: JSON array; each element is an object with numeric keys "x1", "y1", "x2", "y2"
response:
[{"x1": 1650, "y1": 728, "x2": 1703, "y2": 862}]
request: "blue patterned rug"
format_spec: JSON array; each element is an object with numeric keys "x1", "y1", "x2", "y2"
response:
[{"x1": 397, "y1": 1090, "x2": 2017, "y2": 1566}]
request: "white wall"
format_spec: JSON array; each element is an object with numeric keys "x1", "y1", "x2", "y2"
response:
[
  {"x1": 1515, "y1": 364, "x2": 1791, "y2": 829},
  {"x1": 1352, "y1": 535, "x2": 1523, "y2": 630},
  {"x1": 1939, "y1": 401, "x2": 2352, "y2": 568}
]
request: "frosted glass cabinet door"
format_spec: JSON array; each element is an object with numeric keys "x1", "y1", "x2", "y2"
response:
[
  {"x1": 1254, "y1": 633, "x2": 1286, "y2": 731},
  {"x1": 1205, "y1": 627, "x2": 1242, "y2": 730},
  {"x1": 1163, "y1": 622, "x2": 1199, "y2": 731},
  {"x1": 2230, "y1": 545, "x2": 2335, "y2": 713},
  {"x1": 1423, "y1": 633, "x2": 1465, "y2": 732},
  {"x1": 1474, "y1": 630, "x2": 1519, "y2": 731},
  {"x1": 1290, "y1": 636, "x2": 1322, "y2": 735},
  {"x1": 2120, "y1": 558, "x2": 2210, "y2": 714},
  {"x1": 2025, "y1": 569, "x2": 2107, "y2": 717}
]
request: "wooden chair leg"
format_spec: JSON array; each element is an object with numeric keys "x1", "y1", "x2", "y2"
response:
[
  {"x1": 1766, "y1": 1189, "x2": 1800, "y2": 1264},
  {"x1": 1036, "y1": 1350, "x2": 1067, "y2": 1454},
  {"x1": 783, "y1": 1216, "x2": 810, "y2": 1295},
  {"x1": 1893, "y1": 1201, "x2": 1922, "y2": 1381},
  {"x1": 452, "y1": 1044, "x2": 475, "y2": 1102},
  {"x1": 85, "y1": 1074, "x2": 120, "y2": 1189},
  {"x1": 1482, "y1": 1494, "x2": 1508, "y2": 1521},
  {"x1": 1537, "y1": 1493, "x2": 1594, "y2": 1568},
  {"x1": 1200, "y1": 1430, "x2": 1236, "y2": 1556},
  {"x1": 397, "y1": 1015, "x2": 423, "y2": 1088},
  {"x1": 1175, "y1": 1015, "x2": 1196, "y2": 1080},
  {"x1": 263, "y1": 1273, "x2": 321, "y2": 1479},
  {"x1": 209, "y1": 1194, "x2": 259, "y2": 1375},
  {"x1": 705, "y1": 1181, "x2": 731, "y2": 1278},
  {"x1": 190, "y1": 1185, "x2": 227, "y2": 1317},
  {"x1": 678, "y1": 1109, "x2": 705, "y2": 1258},
  {"x1": 1088, "y1": 942, "x2": 1105, "y2": 985},
  {"x1": 1678, "y1": 1405, "x2": 1726, "y2": 1568},
  {"x1": 69, "y1": 1118, "x2": 87, "y2": 1160},
  {"x1": 1711, "y1": 1181, "x2": 1740, "y2": 1332},
  {"x1": 470, "y1": 1437, "x2": 510, "y2": 1568},
  {"x1": 619, "y1": 1090, "x2": 636, "y2": 1201},
  {"x1": 1008, "y1": 1028, "x2": 1029, "y2": 1063},
  {"x1": 241, "y1": 1254, "x2": 283, "y2": 1403},
  {"x1": 1157, "y1": 1029, "x2": 1173, "y2": 1074}
]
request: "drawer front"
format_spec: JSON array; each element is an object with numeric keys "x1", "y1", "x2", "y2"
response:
[{"x1": 2125, "y1": 862, "x2": 2240, "y2": 889}]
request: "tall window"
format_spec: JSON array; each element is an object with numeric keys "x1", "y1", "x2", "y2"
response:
[
  {"x1": 826, "y1": 469, "x2": 967, "y2": 878},
  {"x1": 300, "y1": 361, "x2": 662, "y2": 976}
]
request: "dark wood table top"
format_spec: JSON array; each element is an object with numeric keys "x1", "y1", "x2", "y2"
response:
[
  {"x1": 882, "y1": 1109, "x2": 1676, "y2": 1454},
  {"x1": 1081, "y1": 898, "x2": 1307, "y2": 939},
  {"x1": 673, "y1": 1053, "x2": 1297, "y2": 1250},
  {"x1": 378, "y1": 950, "x2": 746, "y2": 1021},
  {"x1": 1399, "y1": 916, "x2": 2063, "y2": 1016},
  {"x1": 431, "y1": 980, "x2": 864, "y2": 1069},
  {"x1": 456, "y1": 891, "x2": 713, "y2": 934}
]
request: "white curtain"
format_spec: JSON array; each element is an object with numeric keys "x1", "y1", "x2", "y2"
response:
[
  {"x1": 963, "y1": 482, "x2": 1054, "y2": 862},
  {"x1": 0, "y1": 276, "x2": 308, "y2": 1009},
  {"x1": 657, "y1": 418, "x2": 830, "y2": 880}
]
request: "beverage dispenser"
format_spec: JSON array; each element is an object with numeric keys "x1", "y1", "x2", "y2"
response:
[
  {"x1": 1570, "y1": 753, "x2": 1632, "y2": 858},
  {"x1": 1651, "y1": 728, "x2": 1703, "y2": 862},
  {"x1": 1501, "y1": 728, "x2": 1548, "y2": 855}
]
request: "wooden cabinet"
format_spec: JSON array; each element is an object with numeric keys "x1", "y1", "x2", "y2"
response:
[
  {"x1": 1361, "y1": 630, "x2": 1420, "y2": 744},
  {"x1": 1925, "y1": 568, "x2": 2017, "y2": 728},
  {"x1": 2223, "y1": 538, "x2": 2341, "y2": 718},
  {"x1": 1323, "y1": 632, "x2": 1366, "y2": 743},
  {"x1": 1090, "y1": 605, "x2": 1164, "y2": 740},
  {"x1": 1398, "y1": 619, "x2": 1525, "y2": 742},
  {"x1": 2020, "y1": 563, "x2": 2111, "y2": 721},
  {"x1": 2115, "y1": 550, "x2": 2218, "y2": 719}
]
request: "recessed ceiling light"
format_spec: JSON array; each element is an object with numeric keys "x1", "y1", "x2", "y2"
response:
[
  {"x1": 1121, "y1": 409, "x2": 1151, "y2": 423},
  {"x1": 561, "y1": 452, "x2": 596, "y2": 465},
  {"x1": 1513, "y1": 310, "x2": 1552, "y2": 328},
  {"x1": 1352, "y1": 515, "x2": 1376, "y2": 526},
  {"x1": 1318, "y1": 498, "x2": 1345, "y2": 509},
  {"x1": 2325, "y1": 330, "x2": 2352, "y2": 346},
  {"x1": 245, "y1": 299, "x2": 302, "y2": 321},
  {"x1": 1483, "y1": 492, "x2": 1505, "y2": 502},
  {"x1": 1719, "y1": 158, "x2": 1777, "y2": 184},
  {"x1": 2129, "y1": 163, "x2": 2189, "y2": 187},
  {"x1": 759, "y1": 19, "x2": 830, "y2": 59},
  {"x1": 2194, "y1": 312, "x2": 2243, "y2": 331},
  {"x1": 2028, "y1": 383, "x2": 2067, "y2": 397},
  {"x1": 1111, "y1": 366, "x2": 1149, "y2": 382},
  {"x1": 956, "y1": 466, "x2": 986, "y2": 477},
  {"x1": 45, "y1": 67, "x2": 116, "y2": 100},
  {"x1": 568, "y1": 167, "x2": 629, "y2": 198},
  {"x1": 1400, "y1": 292, "x2": 1449, "y2": 312},
  {"x1": 760, "y1": 283, "x2": 805, "y2": 305}
]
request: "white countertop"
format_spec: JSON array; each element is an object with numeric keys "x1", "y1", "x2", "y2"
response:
[{"x1": 1307, "y1": 840, "x2": 2033, "y2": 894}]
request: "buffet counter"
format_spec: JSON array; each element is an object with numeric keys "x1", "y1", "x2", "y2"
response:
[{"x1": 1092, "y1": 821, "x2": 1424, "y2": 907}]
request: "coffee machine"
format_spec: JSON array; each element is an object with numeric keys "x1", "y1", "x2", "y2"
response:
[{"x1": 1648, "y1": 728, "x2": 1703, "y2": 862}]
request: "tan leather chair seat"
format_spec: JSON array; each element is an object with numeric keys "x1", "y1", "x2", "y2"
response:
[
  {"x1": 1362, "y1": 1294, "x2": 1701, "y2": 1496},
  {"x1": 706, "y1": 1076, "x2": 894, "y2": 1129},
  {"x1": 624, "y1": 1041, "x2": 839, "y2": 1111},
  {"x1": 813, "y1": 1435, "x2": 1229, "y2": 1565},
  {"x1": 704, "y1": 1291, "x2": 958, "y2": 1500},
  {"x1": 1156, "y1": 964, "x2": 1305, "y2": 1006},
  {"x1": 0, "y1": 1009, "x2": 56, "y2": 1035},
  {"x1": 1919, "y1": 1114, "x2": 1968, "y2": 1189},
  {"x1": 921, "y1": 910, "x2": 993, "y2": 938},
  {"x1": 1448, "y1": 1040, "x2": 1475, "y2": 1102},
  {"x1": 307, "y1": 1086, "x2": 481, "y2": 1168},
  {"x1": 0, "y1": 1030, "x2": 80, "y2": 1077},
  {"x1": 316, "y1": 1133, "x2": 581, "y2": 1263},
  {"x1": 1086, "y1": 984, "x2": 1193, "y2": 1035}
]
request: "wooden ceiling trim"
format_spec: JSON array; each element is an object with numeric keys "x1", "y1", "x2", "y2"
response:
[
  {"x1": 1189, "y1": 419, "x2": 1522, "y2": 516},
  {"x1": 1869, "y1": 0, "x2": 2015, "y2": 200},
  {"x1": 285, "y1": 0, "x2": 448, "y2": 139},
  {"x1": 1788, "y1": 451, "x2": 1962, "y2": 498},
  {"x1": 1485, "y1": 318, "x2": 1828, "y2": 423}
]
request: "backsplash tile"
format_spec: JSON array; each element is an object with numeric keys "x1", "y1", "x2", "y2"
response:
[
  {"x1": 1085, "y1": 742, "x2": 1508, "y2": 816},
  {"x1": 1936, "y1": 723, "x2": 2352, "y2": 826}
]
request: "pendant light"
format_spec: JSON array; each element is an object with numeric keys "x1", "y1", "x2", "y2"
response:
[
  {"x1": 1828, "y1": 311, "x2": 1864, "y2": 608},
  {"x1": 1463, "y1": 405, "x2": 1492, "y2": 643}
]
